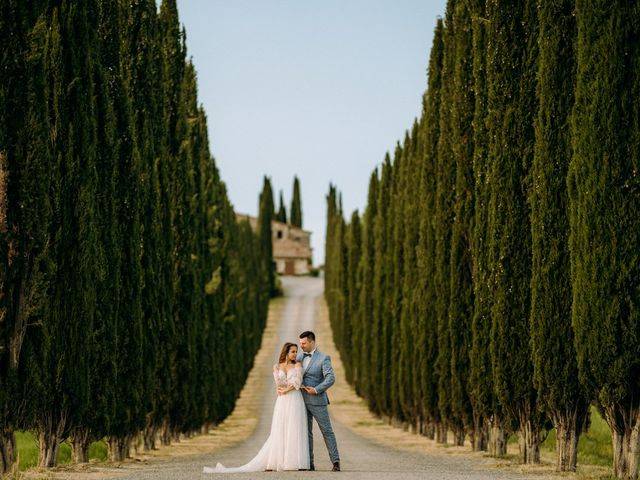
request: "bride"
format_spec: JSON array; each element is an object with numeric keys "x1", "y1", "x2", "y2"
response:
[{"x1": 203, "y1": 342, "x2": 310, "y2": 473}]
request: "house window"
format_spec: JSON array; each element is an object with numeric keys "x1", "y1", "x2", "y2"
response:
[{"x1": 277, "y1": 230, "x2": 283, "y2": 239}]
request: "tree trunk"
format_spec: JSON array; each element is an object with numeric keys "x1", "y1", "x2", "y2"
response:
[
  {"x1": 472, "y1": 415, "x2": 488, "y2": 452},
  {"x1": 421, "y1": 419, "x2": 436, "y2": 440},
  {"x1": 143, "y1": 422, "x2": 158, "y2": 451},
  {"x1": 107, "y1": 435, "x2": 129, "y2": 462},
  {"x1": 436, "y1": 422, "x2": 448, "y2": 444},
  {"x1": 606, "y1": 404, "x2": 640, "y2": 480},
  {"x1": 488, "y1": 417, "x2": 507, "y2": 457},
  {"x1": 453, "y1": 426, "x2": 465, "y2": 446},
  {"x1": 553, "y1": 405, "x2": 588, "y2": 472},
  {"x1": 69, "y1": 426, "x2": 91, "y2": 463},
  {"x1": 519, "y1": 416, "x2": 543, "y2": 464},
  {"x1": 171, "y1": 426, "x2": 181, "y2": 443},
  {"x1": 160, "y1": 417, "x2": 171, "y2": 446},
  {"x1": 37, "y1": 411, "x2": 67, "y2": 468},
  {"x1": 0, "y1": 430, "x2": 16, "y2": 474},
  {"x1": 129, "y1": 433, "x2": 138, "y2": 457}
]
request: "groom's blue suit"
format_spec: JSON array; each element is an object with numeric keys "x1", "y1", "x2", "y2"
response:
[{"x1": 296, "y1": 349, "x2": 340, "y2": 467}]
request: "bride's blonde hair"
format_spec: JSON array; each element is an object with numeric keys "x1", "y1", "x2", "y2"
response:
[{"x1": 278, "y1": 342, "x2": 297, "y2": 364}]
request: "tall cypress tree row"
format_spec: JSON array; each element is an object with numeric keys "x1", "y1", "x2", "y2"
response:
[
  {"x1": 323, "y1": 2, "x2": 636, "y2": 478},
  {"x1": 486, "y1": 0, "x2": 545, "y2": 464},
  {"x1": 434, "y1": 0, "x2": 457, "y2": 443},
  {"x1": 1, "y1": 0, "x2": 271, "y2": 471},
  {"x1": 569, "y1": 1, "x2": 640, "y2": 478},
  {"x1": 531, "y1": 0, "x2": 589, "y2": 472},
  {"x1": 415, "y1": 18, "x2": 444, "y2": 439},
  {"x1": 447, "y1": 0, "x2": 475, "y2": 447},
  {"x1": 290, "y1": 175, "x2": 303, "y2": 228}
]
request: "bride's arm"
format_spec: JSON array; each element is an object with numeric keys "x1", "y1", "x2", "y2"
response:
[{"x1": 279, "y1": 363, "x2": 303, "y2": 395}]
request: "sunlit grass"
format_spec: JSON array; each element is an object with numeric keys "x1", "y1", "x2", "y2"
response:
[
  {"x1": 505, "y1": 406, "x2": 613, "y2": 469},
  {"x1": 15, "y1": 431, "x2": 108, "y2": 471},
  {"x1": 543, "y1": 407, "x2": 613, "y2": 467}
]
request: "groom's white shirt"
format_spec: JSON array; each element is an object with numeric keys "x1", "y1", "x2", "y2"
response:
[{"x1": 303, "y1": 348, "x2": 316, "y2": 371}]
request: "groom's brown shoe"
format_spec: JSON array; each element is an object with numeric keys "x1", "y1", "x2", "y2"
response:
[{"x1": 332, "y1": 462, "x2": 340, "y2": 472}]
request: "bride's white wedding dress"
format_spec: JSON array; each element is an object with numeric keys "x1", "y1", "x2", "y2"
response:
[{"x1": 203, "y1": 364, "x2": 310, "y2": 473}]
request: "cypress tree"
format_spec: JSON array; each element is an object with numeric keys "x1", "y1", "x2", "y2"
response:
[
  {"x1": 415, "y1": 18, "x2": 444, "y2": 439},
  {"x1": 434, "y1": 1, "x2": 457, "y2": 443},
  {"x1": 332, "y1": 200, "x2": 347, "y2": 360},
  {"x1": 448, "y1": 0, "x2": 476, "y2": 448},
  {"x1": 569, "y1": 1, "x2": 640, "y2": 478},
  {"x1": 389, "y1": 140, "x2": 406, "y2": 422},
  {"x1": 0, "y1": 1, "x2": 51, "y2": 471},
  {"x1": 370, "y1": 155, "x2": 392, "y2": 416},
  {"x1": 344, "y1": 210, "x2": 361, "y2": 385},
  {"x1": 277, "y1": 190, "x2": 287, "y2": 223},
  {"x1": 324, "y1": 184, "x2": 337, "y2": 306},
  {"x1": 355, "y1": 171, "x2": 378, "y2": 400},
  {"x1": 399, "y1": 122, "x2": 421, "y2": 426},
  {"x1": 95, "y1": 0, "x2": 145, "y2": 461},
  {"x1": 290, "y1": 175, "x2": 303, "y2": 228},
  {"x1": 531, "y1": 0, "x2": 589, "y2": 472},
  {"x1": 122, "y1": 0, "x2": 167, "y2": 451},
  {"x1": 486, "y1": 0, "x2": 545, "y2": 464},
  {"x1": 157, "y1": 0, "x2": 183, "y2": 445},
  {"x1": 468, "y1": 0, "x2": 501, "y2": 454},
  {"x1": 23, "y1": 1, "x2": 105, "y2": 466},
  {"x1": 258, "y1": 177, "x2": 276, "y2": 298},
  {"x1": 80, "y1": 0, "x2": 121, "y2": 462}
]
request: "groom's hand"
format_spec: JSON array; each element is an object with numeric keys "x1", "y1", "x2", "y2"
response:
[{"x1": 303, "y1": 386, "x2": 318, "y2": 395}]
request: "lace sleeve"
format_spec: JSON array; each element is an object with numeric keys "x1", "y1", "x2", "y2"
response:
[
  {"x1": 288, "y1": 364, "x2": 303, "y2": 390},
  {"x1": 273, "y1": 364, "x2": 280, "y2": 386}
]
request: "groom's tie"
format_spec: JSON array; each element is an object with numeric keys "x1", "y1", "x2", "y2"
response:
[{"x1": 303, "y1": 353, "x2": 312, "y2": 358}]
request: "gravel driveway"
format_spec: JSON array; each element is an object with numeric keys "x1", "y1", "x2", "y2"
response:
[{"x1": 112, "y1": 277, "x2": 536, "y2": 480}]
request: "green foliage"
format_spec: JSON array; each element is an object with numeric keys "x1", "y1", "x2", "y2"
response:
[
  {"x1": 277, "y1": 190, "x2": 287, "y2": 223},
  {"x1": 1, "y1": 0, "x2": 269, "y2": 471},
  {"x1": 259, "y1": 177, "x2": 277, "y2": 298},
  {"x1": 434, "y1": 0, "x2": 457, "y2": 434},
  {"x1": 324, "y1": 2, "x2": 636, "y2": 477},
  {"x1": 448, "y1": 0, "x2": 475, "y2": 440},
  {"x1": 531, "y1": 0, "x2": 590, "y2": 468},
  {"x1": 485, "y1": 0, "x2": 545, "y2": 453},
  {"x1": 290, "y1": 176, "x2": 303, "y2": 228},
  {"x1": 569, "y1": 1, "x2": 640, "y2": 476},
  {"x1": 468, "y1": 0, "x2": 497, "y2": 446}
]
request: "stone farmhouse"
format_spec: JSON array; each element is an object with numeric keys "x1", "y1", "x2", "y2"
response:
[{"x1": 236, "y1": 214, "x2": 313, "y2": 275}]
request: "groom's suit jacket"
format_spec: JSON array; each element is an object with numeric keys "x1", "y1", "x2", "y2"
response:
[{"x1": 296, "y1": 349, "x2": 335, "y2": 406}]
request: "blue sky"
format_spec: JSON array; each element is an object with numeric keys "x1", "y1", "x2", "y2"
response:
[{"x1": 177, "y1": 0, "x2": 447, "y2": 263}]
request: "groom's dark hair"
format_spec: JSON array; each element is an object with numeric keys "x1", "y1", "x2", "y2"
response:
[{"x1": 299, "y1": 331, "x2": 315, "y2": 342}]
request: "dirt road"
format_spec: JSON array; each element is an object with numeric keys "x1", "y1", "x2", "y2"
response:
[{"x1": 101, "y1": 276, "x2": 539, "y2": 480}]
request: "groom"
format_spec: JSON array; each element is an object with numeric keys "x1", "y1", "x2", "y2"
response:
[{"x1": 297, "y1": 331, "x2": 340, "y2": 472}]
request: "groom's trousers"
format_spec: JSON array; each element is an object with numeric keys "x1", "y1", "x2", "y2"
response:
[{"x1": 306, "y1": 404, "x2": 340, "y2": 466}]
